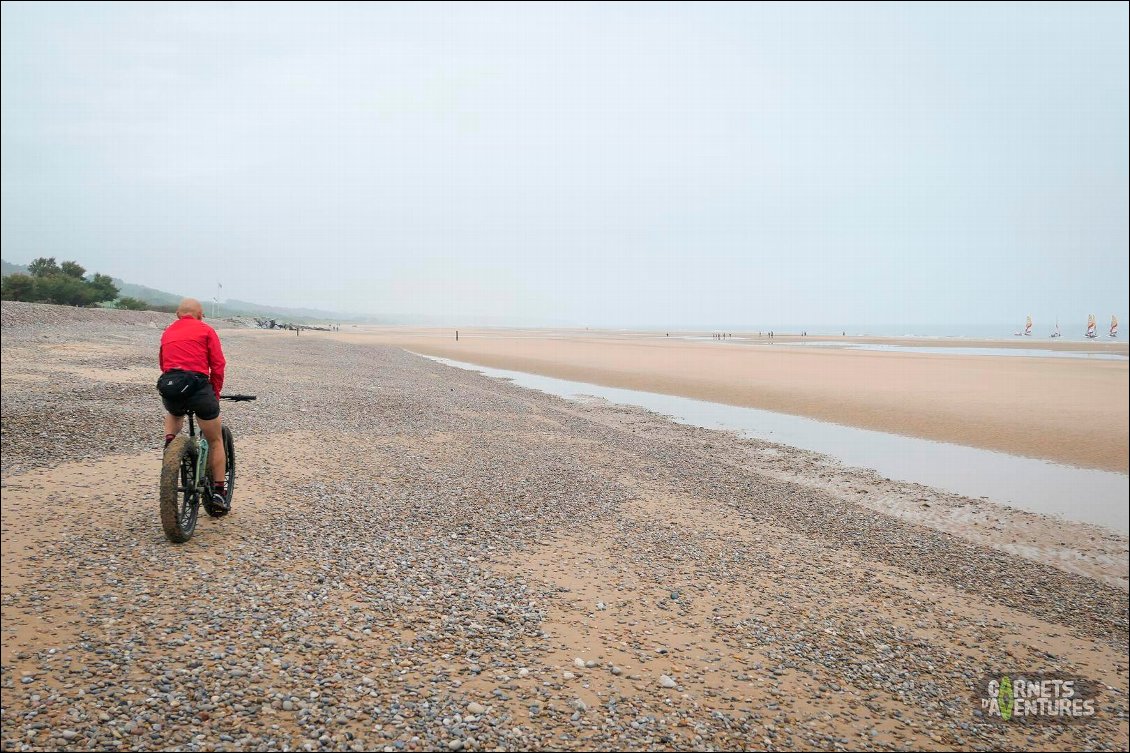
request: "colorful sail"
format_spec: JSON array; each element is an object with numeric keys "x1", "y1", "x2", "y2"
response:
[
  {"x1": 1024, "y1": 316, "x2": 1032, "y2": 336},
  {"x1": 1111, "y1": 315, "x2": 1119, "y2": 338},
  {"x1": 1086, "y1": 314, "x2": 1097, "y2": 338}
]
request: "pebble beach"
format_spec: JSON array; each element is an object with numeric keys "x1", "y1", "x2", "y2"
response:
[{"x1": 2, "y1": 301, "x2": 1128, "y2": 751}]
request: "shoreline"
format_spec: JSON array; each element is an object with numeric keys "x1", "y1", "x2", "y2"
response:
[
  {"x1": 424, "y1": 354, "x2": 1130, "y2": 533},
  {"x1": 324, "y1": 325, "x2": 1130, "y2": 353},
  {"x1": 328, "y1": 327, "x2": 1130, "y2": 473}
]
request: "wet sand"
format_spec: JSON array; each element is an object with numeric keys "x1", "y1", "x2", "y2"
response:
[{"x1": 335, "y1": 328, "x2": 1130, "y2": 473}]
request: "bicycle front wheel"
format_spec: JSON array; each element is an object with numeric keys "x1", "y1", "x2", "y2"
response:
[
  {"x1": 205, "y1": 426, "x2": 235, "y2": 518},
  {"x1": 160, "y1": 436, "x2": 199, "y2": 543}
]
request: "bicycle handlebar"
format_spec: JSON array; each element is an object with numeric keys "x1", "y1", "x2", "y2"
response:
[{"x1": 221, "y1": 395, "x2": 257, "y2": 401}]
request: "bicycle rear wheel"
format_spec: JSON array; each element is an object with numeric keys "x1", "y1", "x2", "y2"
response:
[{"x1": 160, "y1": 436, "x2": 199, "y2": 543}]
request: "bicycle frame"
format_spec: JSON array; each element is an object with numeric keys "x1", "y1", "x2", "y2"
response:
[{"x1": 186, "y1": 412, "x2": 210, "y2": 493}]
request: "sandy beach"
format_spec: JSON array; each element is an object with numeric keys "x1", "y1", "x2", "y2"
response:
[
  {"x1": 338, "y1": 328, "x2": 1130, "y2": 473},
  {"x1": 2, "y1": 302, "x2": 1128, "y2": 751}
]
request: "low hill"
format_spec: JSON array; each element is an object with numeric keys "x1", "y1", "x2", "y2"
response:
[
  {"x1": 3, "y1": 258, "x2": 375, "y2": 323},
  {"x1": 1, "y1": 259, "x2": 29, "y2": 277}
]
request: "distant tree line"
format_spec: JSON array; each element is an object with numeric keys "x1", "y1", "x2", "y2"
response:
[{"x1": 1, "y1": 257, "x2": 125, "y2": 307}]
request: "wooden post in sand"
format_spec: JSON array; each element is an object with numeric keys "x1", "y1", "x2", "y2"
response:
[{"x1": 456, "y1": 330, "x2": 459, "y2": 341}]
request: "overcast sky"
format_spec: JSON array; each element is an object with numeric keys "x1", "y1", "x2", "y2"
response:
[{"x1": 2, "y1": 2, "x2": 1127, "y2": 327}]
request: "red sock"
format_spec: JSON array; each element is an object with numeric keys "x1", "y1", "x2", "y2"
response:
[{"x1": 164, "y1": 434, "x2": 175, "y2": 447}]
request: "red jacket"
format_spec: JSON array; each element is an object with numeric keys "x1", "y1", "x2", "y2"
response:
[{"x1": 159, "y1": 316, "x2": 226, "y2": 397}]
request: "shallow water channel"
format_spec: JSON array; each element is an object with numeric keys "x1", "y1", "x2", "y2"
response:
[{"x1": 424, "y1": 355, "x2": 1130, "y2": 533}]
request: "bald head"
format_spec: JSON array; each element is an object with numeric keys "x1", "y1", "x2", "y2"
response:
[{"x1": 176, "y1": 298, "x2": 204, "y2": 319}]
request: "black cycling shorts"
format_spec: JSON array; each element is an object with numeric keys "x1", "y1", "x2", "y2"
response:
[{"x1": 157, "y1": 370, "x2": 221, "y2": 420}]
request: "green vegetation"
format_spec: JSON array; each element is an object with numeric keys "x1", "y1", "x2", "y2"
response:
[
  {"x1": 1, "y1": 257, "x2": 120, "y2": 307},
  {"x1": 115, "y1": 296, "x2": 151, "y2": 311},
  {"x1": 3, "y1": 257, "x2": 377, "y2": 323}
]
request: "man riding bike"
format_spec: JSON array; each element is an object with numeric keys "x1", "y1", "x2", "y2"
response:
[{"x1": 157, "y1": 298, "x2": 229, "y2": 512}]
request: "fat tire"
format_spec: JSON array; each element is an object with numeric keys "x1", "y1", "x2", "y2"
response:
[{"x1": 160, "y1": 436, "x2": 198, "y2": 543}]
